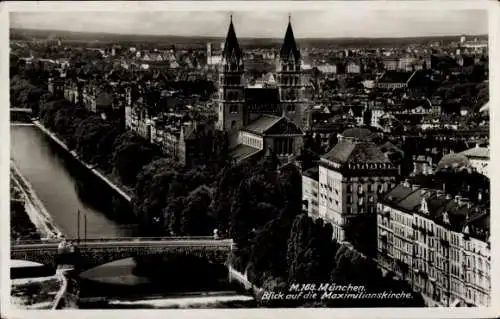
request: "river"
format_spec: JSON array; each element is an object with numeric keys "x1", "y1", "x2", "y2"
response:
[
  {"x1": 10, "y1": 125, "x2": 137, "y2": 239},
  {"x1": 10, "y1": 124, "x2": 255, "y2": 308}
]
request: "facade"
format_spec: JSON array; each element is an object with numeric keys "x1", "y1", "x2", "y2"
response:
[
  {"x1": 316, "y1": 129, "x2": 398, "y2": 243},
  {"x1": 346, "y1": 61, "x2": 361, "y2": 74},
  {"x1": 377, "y1": 183, "x2": 490, "y2": 307},
  {"x1": 317, "y1": 64, "x2": 337, "y2": 74},
  {"x1": 216, "y1": 16, "x2": 305, "y2": 164},
  {"x1": 302, "y1": 166, "x2": 320, "y2": 218}
]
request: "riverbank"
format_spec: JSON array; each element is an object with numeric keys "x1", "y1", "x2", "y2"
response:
[
  {"x1": 10, "y1": 161, "x2": 62, "y2": 240},
  {"x1": 11, "y1": 274, "x2": 63, "y2": 310},
  {"x1": 33, "y1": 121, "x2": 133, "y2": 202}
]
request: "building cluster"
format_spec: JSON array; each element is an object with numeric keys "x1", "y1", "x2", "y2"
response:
[
  {"x1": 15, "y1": 16, "x2": 491, "y2": 308},
  {"x1": 299, "y1": 35, "x2": 489, "y2": 308},
  {"x1": 377, "y1": 181, "x2": 490, "y2": 307}
]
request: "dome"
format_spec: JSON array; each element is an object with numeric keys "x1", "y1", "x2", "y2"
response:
[{"x1": 437, "y1": 153, "x2": 471, "y2": 170}]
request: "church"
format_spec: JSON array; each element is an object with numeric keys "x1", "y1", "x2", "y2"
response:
[{"x1": 216, "y1": 16, "x2": 307, "y2": 164}]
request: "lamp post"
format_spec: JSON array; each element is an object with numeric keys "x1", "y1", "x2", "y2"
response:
[
  {"x1": 84, "y1": 213, "x2": 87, "y2": 244},
  {"x1": 77, "y1": 209, "x2": 81, "y2": 245}
]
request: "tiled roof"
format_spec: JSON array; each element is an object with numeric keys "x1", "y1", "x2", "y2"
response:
[
  {"x1": 322, "y1": 140, "x2": 391, "y2": 165},
  {"x1": 229, "y1": 144, "x2": 261, "y2": 162},
  {"x1": 381, "y1": 184, "x2": 487, "y2": 235},
  {"x1": 242, "y1": 115, "x2": 303, "y2": 136},
  {"x1": 242, "y1": 115, "x2": 281, "y2": 134}
]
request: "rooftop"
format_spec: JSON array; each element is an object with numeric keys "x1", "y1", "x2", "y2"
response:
[
  {"x1": 303, "y1": 166, "x2": 319, "y2": 181},
  {"x1": 378, "y1": 71, "x2": 414, "y2": 84},
  {"x1": 381, "y1": 184, "x2": 489, "y2": 241},
  {"x1": 341, "y1": 127, "x2": 373, "y2": 141},
  {"x1": 228, "y1": 144, "x2": 261, "y2": 163},
  {"x1": 242, "y1": 115, "x2": 303, "y2": 136},
  {"x1": 322, "y1": 139, "x2": 391, "y2": 165},
  {"x1": 460, "y1": 147, "x2": 489, "y2": 159},
  {"x1": 280, "y1": 19, "x2": 301, "y2": 63}
]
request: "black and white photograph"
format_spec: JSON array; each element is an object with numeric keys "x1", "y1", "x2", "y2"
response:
[{"x1": 3, "y1": 0, "x2": 497, "y2": 316}]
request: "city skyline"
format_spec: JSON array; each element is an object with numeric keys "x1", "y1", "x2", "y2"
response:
[{"x1": 10, "y1": 9, "x2": 488, "y2": 39}]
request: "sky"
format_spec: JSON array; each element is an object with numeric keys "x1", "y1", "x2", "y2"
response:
[{"x1": 10, "y1": 9, "x2": 488, "y2": 39}]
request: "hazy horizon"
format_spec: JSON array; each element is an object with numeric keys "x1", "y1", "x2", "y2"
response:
[{"x1": 10, "y1": 10, "x2": 488, "y2": 39}]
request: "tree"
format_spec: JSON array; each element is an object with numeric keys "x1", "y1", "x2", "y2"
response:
[
  {"x1": 111, "y1": 131, "x2": 159, "y2": 186},
  {"x1": 179, "y1": 185, "x2": 213, "y2": 235},
  {"x1": 278, "y1": 164, "x2": 303, "y2": 212},
  {"x1": 73, "y1": 117, "x2": 119, "y2": 168},
  {"x1": 133, "y1": 158, "x2": 182, "y2": 232},
  {"x1": 287, "y1": 215, "x2": 336, "y2": 286}
]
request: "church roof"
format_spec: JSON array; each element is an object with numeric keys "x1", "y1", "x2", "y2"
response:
[
  {"x1": 229, "y1": 144, "x2": 262, "y2": 163},
  {"x1": 322, "y1": 140, "x2": 391, "y2": 165},
  {"x1": 242, "y1": 115, "x2": 303, "y2": 136},
  {"x1": 280, "y1": 20, "x2": 301, "y2": 62},
  {"x1": 222, "y1": 17, "x2": 243, "y2": 63}
]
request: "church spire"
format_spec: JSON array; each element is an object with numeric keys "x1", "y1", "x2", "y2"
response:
[
  {"x1": 222, "y1": 15, "x2": 242, "y2": 64},
  {"x1": 280, "y1": 15, "x2": 300, "y2": 62}
]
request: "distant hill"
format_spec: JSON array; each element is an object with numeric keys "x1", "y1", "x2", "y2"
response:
[{"x1": 10, "y1": 28, "x2": 488, "y2": 49}]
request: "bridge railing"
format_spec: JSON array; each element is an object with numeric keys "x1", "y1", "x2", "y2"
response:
[{"x1": 12, "y1": 236, "x2": 232, "y2": 246}]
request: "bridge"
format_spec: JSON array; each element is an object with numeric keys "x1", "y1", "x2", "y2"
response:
[
  {"x1": 11, "y1": 108, "x2": 35, "y2": 123},
  {"x1": 11, "y1": 237, "x2": 235, "y2": 271},
  {"x1": 11, "y1": 108, "x2": 33, "y2": 113}
]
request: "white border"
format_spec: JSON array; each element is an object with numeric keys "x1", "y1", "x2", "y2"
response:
[{"x1": 1, "y1": 1, "x2": 499, "y2": 319}]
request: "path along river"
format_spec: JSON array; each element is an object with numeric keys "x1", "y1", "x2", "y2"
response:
[{"x1": 10, "y1": 124, "x2": 137, "y2": 239}]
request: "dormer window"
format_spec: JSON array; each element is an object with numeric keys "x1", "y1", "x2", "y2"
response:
[
  {"x1": 442, "y1": 211, "x2": 450, "y2": 225},
  {"x1": 420, "y1": 198, "x2": 429, "y2": 215},
  {"x1": 463, "y1": 225, "x2": 469, "y2": 234}
]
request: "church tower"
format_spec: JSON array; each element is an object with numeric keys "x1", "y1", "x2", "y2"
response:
[
  {"x1": 216, "y1": 15, "x2": 245, "y2": 133},
  {"x1": 277, "y1": 16, "x2": 305, "y2": 129}
]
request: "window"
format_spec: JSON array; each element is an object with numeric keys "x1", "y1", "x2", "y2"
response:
[
  {"x1": 230, "y1": 105, "x2": 238, "y2": 113},
  {"x1": 358, "y1": 185, "x2": 364, "y2": 194},
  {"x1": 347, "y1": 196, "x2": 352, "y2": 204},
  {"x1": 287, "y1": 104, "x2": 296, "y2": 112}
]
